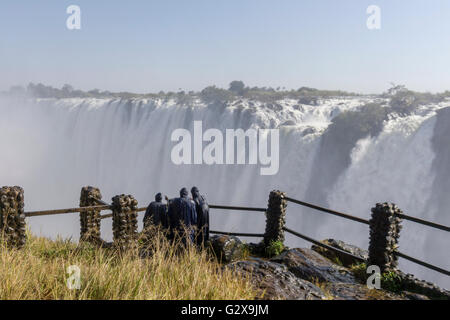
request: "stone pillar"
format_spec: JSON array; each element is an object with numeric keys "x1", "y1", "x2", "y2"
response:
[
  {"x1": 263, "y1": 190, "x2": 287, "y2": 247},
  {"x1": 79, "y1": 186, "x2": 103, "y2": 244},
  {"x1": 0, "y1": 186, "x2": 26, "y2": 248},
  {"x1": 368, "y1": 203, "x2": 403, "y2": 273},
  {"x1": 112, "y1": 194, "x2": 138, "y2": 251}
]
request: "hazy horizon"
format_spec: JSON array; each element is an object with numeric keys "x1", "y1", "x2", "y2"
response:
[{"x1": 1, "y1": 1, "x2": 450, "y2": 94}]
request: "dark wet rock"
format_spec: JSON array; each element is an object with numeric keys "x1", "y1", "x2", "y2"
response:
[
  {"x1": 224, "y1": 235, "x2": 449, "y2": 300},
  {"x1": 209, "y1": 235, "x2": 245, "y2": 263},
  {"x1": 271, "y1": 248, "x2": 356, "y2": 284},
  {"x1": 280, "y1": 120, "x2": 296, "y2": 127},
  {"x1": 300, "y1": 126, "x2": 318, "y2": 136},
  {"x1": 311, "y1": 239, "x2": 368, "y2": 267},
  {"x1": 323, "y1": 283, "x2": 406, "y2": 300},
  {"x1": 247, "y1": 242, "x2": 266, "y2": 256},
  {"x1": 266, "y1": 103, "x2": 283, "y2": 111},
  {"x1": 311, "y1": 240, "x2": 449, "y2": 300},
  {"x1": 398, "y1": 272, "x2": 450, "y2": 300},
  {"x1": 298, "y1": 96, "x2": 318, "y2": 106},
  {"x1": 402, "y1": 291, "x2": 430, "y2": 300},
  {"x1": 227, "y1": 258, "x2": 326, "y2": 300}
]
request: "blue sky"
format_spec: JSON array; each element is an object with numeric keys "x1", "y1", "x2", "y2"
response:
[{"x1": 1, "y1": 0, "x2": 449, "y2": 93}]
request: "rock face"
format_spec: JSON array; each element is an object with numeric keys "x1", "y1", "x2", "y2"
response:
[
  {"x1": 215, "y1": 236, "x2": 449, "y2": 300},
  {"x1": 210, "y1": 235, "x2": 246, "y2": 263},
  {"x1": 398, "y1": 272, "x2": 450, "y2": 299},
  {"x1": 323, "y1": 283, "x2": 406, "y2": 300},
  {"x1": 271, "y1": 248, "x2": 356, "y2": 284},
  {"x1": 311, "y1": 239, "x2": 368, "y2": 267},
  {"x1": 227, "y1": 258, "x2": 326, "y2": 300}
]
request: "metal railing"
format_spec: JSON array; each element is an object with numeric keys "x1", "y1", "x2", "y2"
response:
[
  {"x1": 283, "y1": 195, "x2": 450, "y2": 276},
  {"x1": 20, "y1": 190, "x2": 449, "y2": 277}
]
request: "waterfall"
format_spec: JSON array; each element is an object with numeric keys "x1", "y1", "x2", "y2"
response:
[{"x1": 0, "y1": 95, "x2": 448, "y2": 288}]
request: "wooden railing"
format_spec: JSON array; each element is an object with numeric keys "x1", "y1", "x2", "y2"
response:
[{"x1": 1, "y1": 185, "x2": 448, "y2": 277}]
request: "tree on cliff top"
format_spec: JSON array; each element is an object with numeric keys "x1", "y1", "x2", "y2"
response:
[{"x1": 229, "y1": 81, "x2": 246, "y2": 96}]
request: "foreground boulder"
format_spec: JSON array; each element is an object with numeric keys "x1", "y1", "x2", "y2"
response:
[
  {"x1": 271, "y1": 248, "x2": 356, "y2": 284},
  {"x1": 215, "y1": 235, "x2": 448, "y2": 300},
  {"x1": 227, "y1": 258, "x2": 326, "y2": 300},
  {"x1": 322, "y1": 283, "x2": 406, "y2": 300},
  {"x1": 398, "y1": 271, "x2": 450, "y2": 299},
  {"x1": 209, "y1": 235, "x2": 246, "y2": 263},
  {"x1": 311, "y1": 239, "x2": 368, "y2": 267}
]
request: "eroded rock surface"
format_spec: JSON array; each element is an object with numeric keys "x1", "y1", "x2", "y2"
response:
[
  {"x1": 311, "y1": 239, "x2": 368, "y2": 267},
  {"x1": 227, "y1": 258, "x2": 326, "y2": 300},
  {"x1": 323, "y1": 283, "x2": 406, "y2": 300},
  {"x1": 398, "y1": 272, "x2": 450, "y2": 299},
  {"x1": 216, "y1": 236, "x2": 448, "y2": 300},
  {"x1": 210, "y1": 235, "x2": 245, "y2": 263},
  {"x1": 271, "y1": 248, "x2": 356, "y2": 284}
]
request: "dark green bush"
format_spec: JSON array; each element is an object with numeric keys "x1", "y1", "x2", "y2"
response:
[{"x1": 265, "y1": 240, "x2": 285, "y2": 257}]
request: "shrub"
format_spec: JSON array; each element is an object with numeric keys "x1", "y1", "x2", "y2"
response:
[
  {"x1": 200, "y1": 86, "x2": 234, "y2": 104},
  {"x1": 350, "y1": 262, "x2": 368, "y2": 283},
  {"x1": 386, "y1": 84, "x2": 445, "y2": 115},
  {"x1": 381, "y1": 271, "x2": 403, "y2": 293},
  {"x1": 265, "y1": 240, "x2": 285, "y2": 257}
]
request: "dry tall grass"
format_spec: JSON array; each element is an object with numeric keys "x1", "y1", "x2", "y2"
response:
[{"x1": 0, "y1": 231, "x2": 257, "y2": 300}]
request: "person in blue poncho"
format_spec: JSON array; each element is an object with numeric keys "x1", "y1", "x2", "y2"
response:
[
  {"x1": 191, "y1": 186, "x2": 210, "y2": 247},
  {"x1": 167, "y1": 188, "x2": 198, "y2": 244},
  {"x1": 143, "y1": 193, "x2": 169, "y2": 231}
]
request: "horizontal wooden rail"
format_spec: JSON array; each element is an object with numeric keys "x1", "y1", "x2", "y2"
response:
[
  {"x1": 209, "y1": 204, "x2": 266, "y2": 212},
  {"x1": 210, "y1": 230, "x2": 264, "y2": 237},
  {"x1": 100, "y1": 207, "x2": 146, "y2": 220},
  {"x1": 396, "y1": 213, "x2": 450, "y2": 232},
  {"x1": 89, "y1": 197, "x2": 266, "y2": 213},
  {"x1": 100, "y1": 213, "x2": 113, "y2": 219},
  {"x1": 25, "y1": 202, "x2": 265, "y2": 219},
  {"x1": 25, "y1": 205, "x2": 111, "y2": 217},
  {"x1": 283, "y1": 226, "x2": 366, "y2": 263},
  {"x1": 285, "y1": 196, "x2": 450, "y2": 233},
  {"x1": 284, "y1": 226, "x2": 450, "y2": 277},
  {"x1": 395, "y1": 251, "x2": 450, "y2": 276},
  {"x1": 284, "y1": 196, "x2": 370, "y2": 225},
  {"x1": 89, "y1": 197, "x2": 109, "y2": 206}
]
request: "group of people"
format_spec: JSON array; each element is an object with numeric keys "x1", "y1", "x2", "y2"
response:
[{"x1": 143, "y1": 186, "x2": 210, "y2": 246}]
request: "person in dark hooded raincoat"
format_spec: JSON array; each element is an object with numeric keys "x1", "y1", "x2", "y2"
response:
[
  {"x1": 167, "y1": 188, "x2": 197, "y2": 244},
  {"x1": 143, "y1": 193, "x2": 169, "y2": 230},
  {"x1": 191, "y1": 186, "x2": 210, "y2": 247}
]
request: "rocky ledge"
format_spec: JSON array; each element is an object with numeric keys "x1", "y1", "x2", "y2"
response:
[{"x1": 209, "y1": 235, "x2": 449, "y2": 300}]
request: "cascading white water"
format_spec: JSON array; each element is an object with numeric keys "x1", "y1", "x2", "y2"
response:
[{"x1": 0, "y1": 95, "x2": 448, "y2": 288}]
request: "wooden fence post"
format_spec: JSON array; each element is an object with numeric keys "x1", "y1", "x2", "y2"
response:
[
  {"x1": 264, "y1": 190, "x2": 287, "y2": 248},
  {"x1": 0, "y1": 186, "x2": 26, "y2": 248},
  {"x1": 112, "y1": 194, "x2": 138, "y2": 251},
  {"x1": 79, "y1": 186, "x2": 103, "y2": 245},
  {"x1": 368, "y1": 203, "x2": 403, "y2": 273}
]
